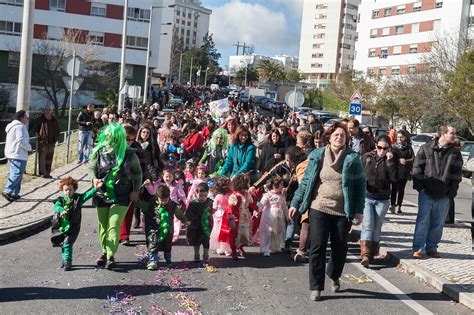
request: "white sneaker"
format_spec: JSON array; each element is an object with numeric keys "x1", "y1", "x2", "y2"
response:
[{"x1": 263, "y1": 252, "x2": 270, "y2": 257}]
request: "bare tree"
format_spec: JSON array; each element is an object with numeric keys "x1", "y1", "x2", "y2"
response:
[{"x1": 32, "y1": 29, "x2": 113, "y2": 117}]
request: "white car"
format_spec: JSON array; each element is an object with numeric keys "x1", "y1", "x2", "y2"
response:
[
  {"x1": 323, "y1": 118, "x2": 343, "y2": 130},
  {"x1": 411, "y1": 134, "x2": 436, "y2": 156}
]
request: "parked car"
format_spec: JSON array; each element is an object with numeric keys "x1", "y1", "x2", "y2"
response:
[
  {"x1": 323, "y1": 118, "x2": 343, "y2": 130},
  {"x1": 411, "y1": 133, "x2": 436, "y2": 156},
  {"x1": 295, "y1": 107, "x2": 314, "y2": 119},
  {"x1": 461, "y1": 141, "x2": 474, "y2": 178}
]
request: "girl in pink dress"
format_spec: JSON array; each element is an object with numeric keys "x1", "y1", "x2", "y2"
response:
[
  {"x1": 258, "y1": 177, "x2": 288, "y2": 257},
  {"x1": 210, "y1": 176, "x2": 233, "y2": 256},
  {"x1": 145, "y1": 168, "x2": 187, "y2": 243},
  {"x1": 186, "y1": 164, "x2": 209, "y2": 206}
]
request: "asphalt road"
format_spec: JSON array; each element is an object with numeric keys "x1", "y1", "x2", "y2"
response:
[{"x1": 0, "y1": 202, "x2": 472, "y2": 314}]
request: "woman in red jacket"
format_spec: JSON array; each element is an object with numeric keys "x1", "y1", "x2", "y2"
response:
[{"x1": 182, "y1": 121, "x2": 204, "y2": 159}]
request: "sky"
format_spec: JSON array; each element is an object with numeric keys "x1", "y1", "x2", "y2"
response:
[{"x1": 203, "y1": 0, "x2": 304, "y2": 69}]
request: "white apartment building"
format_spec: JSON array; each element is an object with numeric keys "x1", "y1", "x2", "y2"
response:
[
  {"x1": 354, "y1": 0, "x2": 472, "y2": 77},
  {"x1": 299, "y1": 0, "x2": 360, "y2": 88},
  {"x1": 0, "y1": 0, "x2": 211, "y2": 93},
  {"x1": 228, "y1": 54, "x2": 299, "y2": 75}
]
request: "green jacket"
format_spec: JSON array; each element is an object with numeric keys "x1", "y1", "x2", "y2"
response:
[
  {"x1": 220, "y1": 143, "x2": 256, "y2": 177},
  {"x1": 290, "y1": 146, "x2": 366, "y2": 218}
]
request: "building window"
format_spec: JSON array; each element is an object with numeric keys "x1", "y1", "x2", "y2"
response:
[
  {"x1": 412, "y1": 23, "x2": 420, "y2": 33},
  {"x1": 176, "y1": 19, "x2": 180, "y2": 24},
  {"x1": 181, "y1": 28, "x2": 184, "y2": 36},
  {"x1": 317, "y1": 14, "x2": 327, "y2": 19},
  {"x1": 8, "y1": 52, "x2": 20, "y2": 67},
  {"x1": 372, "y1": 10, "x2": 379, "y2": 18},
  {"x1": 181, "y1": 20, "x2": 185, "y2": 25},
  {"x1": 91, "y1": 3, "x2": 106, "y2": 17},
  {"x1": 391, "y1": 67, "x2": 400, "y2": 75},
  {"x1": 47, "y1": 26, "x2": 63, "y2": 40},
  {"x1": 380, "y1": 48, "x2": 388, "y2": 58},
  {"x1": 126, "y1": 36, "x2": 148, "y2": 49},
  {"x1": 384, "y1": 8, "x2": 392, "y2": 16},
  {"x1": 342, "y1": 43, "x2": 351, "y2": 49},
  {"x1": 0, "y1": 0, "x2": 23, "y2": 6},
  {"x1": 379, "y1": 67, "x2": 386, "y2": 75},
  {"x1": 413, "y1": 3, "x2": 422, "y2": 12},
  {"x1": 315, "y1": 3, "x2": 327, "y2": 9},
  {"x1": 395, "y1": 25, "x2": 404, "y2": 34},
  {"x1": 397, "y1": 5, "x2": 405, "y2": 15},
  {"x1": 125, "y1": 65, "x2": 133, "y2": 78},
  {"x1": 435, "y1": 1, "x2": 443, "y2": 8},
  {"x1": 186, "y1": 29, "x2": 190, "y2": 36},
  {"x1": 344, "y1": 23, "x2": 355, "y2": 30},
  {"x1": 50, "y1": 0, "x2": 65, "y2": 12},
  {"x1": 0, "y1": 20, "x2": 22, "y2": 35},
  {"x1": 370, "y1": 29, "x2": 377, "y2": 38},
  {"x1": 345, "y1": 13, "x2": 355, "y2": 20},
  {"x1": 311, "y1": 63, "x2": 323, "y2": 68},
  {"x1": 408, "y1": 65, "x2": 416, "y2": 73},
  {"x1": 88, "y1": 31, "x2": 104, "y2": 45},
  {"x1": 367, "y1": 68, "x2": 375, "y2": 76},
  {"x1": 312, "y1": 53, "x2": 324, "y2": 58},
  {"x1": 345, "y1": 3, "x2": 357, "y2": 10},
  {"x1": 127, "y1": 7, "x2": 150, "y2": 22},
  {"x1": 409, "y1": 44, "x2": 418, "y2": 53},
  {"x1": 314, "y1": 24, "x2": 326, "y2": 29},
  {"x1": 188, "y1": 12, "x2": 191, "y2": 19},
  {"x1": 393, "y1": 45, "x2": 402, "y2": 55},
  {"x1": 382, "y1": 27, "x2": 389, "y2": 36},
  {"x1": 317, "y1": 33, "x2": 325, "y2": 38},
  {"x1": 369, "y1": 49, "x2": 376, "y2": 57}
]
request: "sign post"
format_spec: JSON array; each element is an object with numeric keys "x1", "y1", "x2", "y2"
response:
[{"x1": 349, "y1": 90, "x2": 363, "y2": 122}]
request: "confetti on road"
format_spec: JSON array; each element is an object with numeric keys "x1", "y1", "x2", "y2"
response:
[
  {"x1": 342, "y1": 274, "x2": 373, "y2": 284},
  {"x1": 204, "y1": 264, "x2": 217, "y2": 273},
  {"x1": 263, "y1": 284, "x2": 272, "y2": 289}
]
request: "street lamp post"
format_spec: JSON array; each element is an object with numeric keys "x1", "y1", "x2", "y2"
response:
[
  {"x1": 189, "y1": 57, "x2": 194, "y2": 86},
  {"x1": 204, "y1": 67, "x2": 209, "y2": 87},
  {"x1": 117, "y1": 0, "x2": 129, "y2": 112},
  {"x1": 142, "y1": 5, "x2": 174, "y2": 105},
  {"x1": 178, "y1": 53, "x2": 183, "y2": 84}
]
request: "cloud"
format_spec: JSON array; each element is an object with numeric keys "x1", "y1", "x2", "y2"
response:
[
  {"x1": 208, "y1": 1, "x2": 299, "y2": 57},
  {"x1": 269, "y1": 0, "x2": 304, "y2": 21}
]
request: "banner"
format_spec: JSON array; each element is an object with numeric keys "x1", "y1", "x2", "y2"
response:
[{"x1": 209, "y1": 98, "x2": 230, "y2": 118}]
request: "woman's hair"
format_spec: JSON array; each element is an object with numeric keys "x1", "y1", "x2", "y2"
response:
[
  {"x1": 214, "y1": 175, "x2": 231, "y2": 194},
  {"x1": 270, "y1": 129, "x2": 282, "y2": 144},
  {"x1": 231, "y1": 126, "x2": 252, "y2": 145},
  {"x1": 91, "y1": 122, "x2": 127, "y2": 177},
  {"x1": 231, "y1": 174, "x2": 250, "y2": 191},
  {"x1": 296, "y1": 131, "x2": 314, "y2": 149},
  {"x1": 324, "y1": 122, "x2": 350, "y2": 146},
  {"x1": 59, "y1": 176, "x2": 78, "y2": 191},
  {"x1": 209, "y1": 128, "x2": 229, "y2": 153},
  {"x1": 285, "y1": 146, "x2": 307, "y2": 166},
  {"x1": 396, "y1": 129, "x2": 411, "y2": 144},
  {"x1": 376, "y1": 134, "x2": 392, "y2": 146}
]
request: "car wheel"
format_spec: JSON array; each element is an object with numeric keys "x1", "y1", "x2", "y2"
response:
[{"x1": 462, "y1": 171, "x2": 472, "y2": 178}]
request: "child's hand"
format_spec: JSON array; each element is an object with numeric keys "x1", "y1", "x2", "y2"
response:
[
  {"x1": 143, "y1": 179, "x2": 152, "y2": 186},
  {"x1": 252, "y1": 210, "x2": 259, "y2": 218}
]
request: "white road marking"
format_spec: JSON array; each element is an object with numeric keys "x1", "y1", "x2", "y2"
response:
[{"x1": 347, "y1": 253, "x2": 433, "y2": 315}]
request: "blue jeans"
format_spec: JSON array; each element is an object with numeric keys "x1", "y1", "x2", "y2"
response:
[
  {"x1": 77, "y1": 130, "x2": 92, "y2": 163},
  {"x1": 3, "y1": 159, "x2": 27, "y2": 196},
  {"x1": 361, "y1": 198, "x2": 390, "y2": 242},
  {"x1": 413, "y1": 191, "x2": 449, "y2": 253}
]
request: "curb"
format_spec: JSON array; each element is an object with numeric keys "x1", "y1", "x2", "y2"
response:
[
  {"x1": 385, "y1": 250, "x2": 474, "y2": 311},
  {"x1": 461, "y1": 177, "x2": 472, "y2": 186},
  {"x1": 0, "y1": 214, "x2": 52, "y2": 241}
]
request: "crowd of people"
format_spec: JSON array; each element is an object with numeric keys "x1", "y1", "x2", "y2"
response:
[{"x1": 2, "y1": 86, "x2": 464, "y2": 301}]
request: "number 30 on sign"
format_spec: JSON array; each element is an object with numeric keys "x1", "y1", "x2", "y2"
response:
[{"x1": 349, "y1": 103, "x2": 362, "y2": 115}]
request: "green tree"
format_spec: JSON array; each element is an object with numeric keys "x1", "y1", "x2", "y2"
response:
[
  {"x1": 375, "y1": 81, "x2": 401, "y2": 124},
  {"x1": 321, "y1": 92, "x2": 347, "y2": 113},
  {"x1": 303, "y1": 89, "x2": 322, "y2": 109},
  {"x1": 96, "y1": 88, "x2": 119, "y2": 107},
  {"x1": 442, "y1": 50, "x2": 474, "y2": 136},
  {"x1": 256, "y1": 60, "x2": 285, "y2": 83},
  {"x1": 286, "y1": 69, "x2": 304, "y2": 83},
  {"x1": 234, "y1": 67, "x2": 259, "y2": 86}
]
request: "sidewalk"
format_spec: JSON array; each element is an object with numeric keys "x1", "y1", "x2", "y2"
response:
[
  {"x1": 380, "y1": 201, "x2": 474, "y2": 310},
  {"x1": 0, "y1": 164, "x2": 473, "y2": 310},
  {"x1": 0, "y1": 162, "x2": 90, "y2": 241}
]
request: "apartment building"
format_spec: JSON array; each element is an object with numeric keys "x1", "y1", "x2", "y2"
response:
[
  {"x1": 0, "y1": 0, "x2": 210, "y2": 105},
  {"x1": 298, "y1": 0, "x2": 360, "y2": 89},
  {"x1": 354, "y1": 0, "x2": 472, "y2": 77}
]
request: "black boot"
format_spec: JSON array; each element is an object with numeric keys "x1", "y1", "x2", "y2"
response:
[
  {"x1": 284, "y1": 240, "x2": 292, "y2": 254},
  {"x1": 63, "y1": 260, "x2": 72, "y2": 271},
  {"x1": 106, "y1": 256, "x2": 116, "y2": 270}
]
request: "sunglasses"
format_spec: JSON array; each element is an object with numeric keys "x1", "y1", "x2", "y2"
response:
[
  {"x1": 376, "y1": 146, "x2": 389, "y2": 151},
  {"x1": 363, "y1": 131, "x2": 370, "y2": 135}
]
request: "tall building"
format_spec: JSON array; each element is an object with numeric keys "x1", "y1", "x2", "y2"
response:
[
  {"x1": 298, "y1": 0, "x2": 360, "y2": 89},
  {"x1": 354, "y1": 0, "x2": 472, "y2": 77},
  {"x1": 0, "y1": 0, "x2": 211, "y2": 107}
]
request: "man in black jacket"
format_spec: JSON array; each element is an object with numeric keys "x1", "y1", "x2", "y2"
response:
[
  {"x1": 411, "y1": 124, "x2": 462, "y2": 259},
  {"x1": 76, "y1": 103, "x2": 95, "y2": 163}
]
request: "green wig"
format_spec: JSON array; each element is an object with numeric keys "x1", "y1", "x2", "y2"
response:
[
  {"x1": 209, "y1": 128, "x2": 229, "y2": 154},
  {"x1": 91, "y1": 122, "x2": 127, "y2": 176}
]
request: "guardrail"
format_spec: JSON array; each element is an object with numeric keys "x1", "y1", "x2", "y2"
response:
[{"x1": 0, "y1": 130, "x2": 78, "y2": 183}]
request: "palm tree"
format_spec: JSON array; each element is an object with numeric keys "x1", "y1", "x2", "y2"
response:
[
  {"x1": 256, "y1": 60, "x2": 285, "y2": 83},
  {"x1": 234, "y1": 67, "x2": 259, "y2": 86},
  {"x1": 286, "y1": 69, "x2": 304, "y2": 83}
]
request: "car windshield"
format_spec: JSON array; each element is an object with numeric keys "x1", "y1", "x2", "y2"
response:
[
  {"x1": 411, "y1": 135, "x2": 433, "y2": 142},
  {"x1": 462, "y1": 143, "x2": 474, "y2": 153}
]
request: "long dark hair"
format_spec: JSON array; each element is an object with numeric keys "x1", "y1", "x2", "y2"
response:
[{"x1": 231, "y1": 126, "x2": 252, "y2": 145}]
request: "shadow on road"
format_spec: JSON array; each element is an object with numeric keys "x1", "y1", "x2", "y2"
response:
[{"x1": 0, "y1": 285, "x2": 207, "y2": 303}]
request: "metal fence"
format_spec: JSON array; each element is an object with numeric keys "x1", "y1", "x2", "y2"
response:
[{"x1": 0, "y1": 130, "x2": 78, "y2": 188}]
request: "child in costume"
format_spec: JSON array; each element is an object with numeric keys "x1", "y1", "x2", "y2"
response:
[
  {"x1": 184, "y1": 159, "x2": 196, "y2": 183},
  {"x1": 218, "y1": 174, "x2": 253, "y2": 260},
  {"x1": 186, "y1": 182, "x2": 213, "y2": 262},
  {"x1": 146, "y1": 168, "x2": 187, "y2": 243},
  {"x1": 186, "y1": 163, "x2": 209, "y2": 206},
  {"x1": 51, "y1": 176, "x2": 98, "y2": 271},
  {"x1": 210, "y1": 176, "x2": 232, "y2": 256},
  {"x1": 142, "y1": 185, "x2": 188, "y2": 270},
  {"x1": 257, "y1": 177, "x2": 288, "y2": 257}
]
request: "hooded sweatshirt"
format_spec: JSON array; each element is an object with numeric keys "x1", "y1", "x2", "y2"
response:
[{"x1": 4, "y1": 120, "x2": 32, "y2": 161}]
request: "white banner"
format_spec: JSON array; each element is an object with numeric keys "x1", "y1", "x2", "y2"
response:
[{"x1": 209, "y1": 98, "x2": 229, "y2": 118}]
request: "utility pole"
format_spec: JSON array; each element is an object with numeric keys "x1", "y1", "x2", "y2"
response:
[
  {"x1": 189, "y1": 56, "x2": 194, "y2": 86},
  {"x1": 16, "y1": 0, "x2": 35, "y2": 112},
  {"x1": 118, "y1": 0, "x2": 129, "y2": 111},
  {"x1": 178, "y1": 52, "x2": 183, "y2": 84},
  {"x1": 233, "y1": 41, "x2": 241, "y2": 55},
  {"x1": 242, "y1": 42, "x2": 248, "y2": 55}
]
